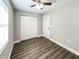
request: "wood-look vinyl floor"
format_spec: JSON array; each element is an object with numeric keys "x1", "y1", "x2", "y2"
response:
[{"x1": 10, "y1": 37, "x2": 79, "y2": 59}]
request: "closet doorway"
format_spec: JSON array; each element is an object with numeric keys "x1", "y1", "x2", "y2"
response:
[{"x1": 20, "y1": 16, "x2": 38, "y2": 40}]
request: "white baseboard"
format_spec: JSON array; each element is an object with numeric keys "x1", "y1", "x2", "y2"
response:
[
  {"x1": 14, "y1": 35, "x2": 43, "y2": 44},
  {"x1": 43, "y1": 35, "x2": 79, "y2": 56},
  {"x1": 8, "y1": 43, "x2": 14, "y2": 59},
  {"x1": 14, "y1": 40, "x2": 21, "y2": 44}
]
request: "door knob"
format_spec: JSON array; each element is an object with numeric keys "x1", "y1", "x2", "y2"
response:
[{"x1": 48, "y1": 28, "x2": 50, "y2": 30}]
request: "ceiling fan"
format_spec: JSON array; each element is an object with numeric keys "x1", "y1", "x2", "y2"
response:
[{"x1": 30, "y1": 0, "x2": 56, "y2": 9}]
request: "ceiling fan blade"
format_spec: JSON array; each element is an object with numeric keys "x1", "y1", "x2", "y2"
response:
[
  {"x1": 32, "y1": 0, "x2": 40, "y2": 2},
  {"x1": 32, "y1": 0, "x2": 36, "y2": 2},
  {"x1": 30, "y1": 4, "x2": 36, "y2": 7},
  {"x1": 43, "y1": 2, "x2": 52, "y2": 5}
]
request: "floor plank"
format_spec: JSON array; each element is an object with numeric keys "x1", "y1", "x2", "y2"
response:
[{"x1": 10, "y1": 37, "x2": 79, "y2": 59}]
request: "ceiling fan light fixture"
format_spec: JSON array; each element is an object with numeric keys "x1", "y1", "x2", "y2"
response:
[
  {"x1": 36, "y1": 3, "x2": 43, "y2": 9},
  {"x1": 40, "y1": 4, "x2": 43, "y2": 8}
]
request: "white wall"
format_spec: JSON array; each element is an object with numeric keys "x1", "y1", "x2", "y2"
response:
[
  {"x1": 43, "y1": 0, "x2": 79, "y2": 54},
  {"x1": 14, "y1": 10, "x2": 42, "y2": 42},
  {"x1": 0, "y1": 0, "x2": 14, "y2": 59}
]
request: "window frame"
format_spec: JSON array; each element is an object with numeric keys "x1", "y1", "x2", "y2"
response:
[{"x1": 0, "y1": 0, "x2": 9, "y2": 55}]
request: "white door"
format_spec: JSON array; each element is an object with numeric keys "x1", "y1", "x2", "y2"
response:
[
  {"x1": 43, "y1": 15, "x2": 50, "y2": 37},
  {"x1": 20, "y1": 16, "x2": 38, "y2": 40}
]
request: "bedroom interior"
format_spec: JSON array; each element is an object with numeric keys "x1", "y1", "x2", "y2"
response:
[{"x1": 0, "y1": 0, "x2": 79, "y2": 59}]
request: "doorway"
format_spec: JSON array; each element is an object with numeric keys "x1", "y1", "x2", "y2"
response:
[{"x1": 43, "y1": 15, "x2": 50, "y2": 37}]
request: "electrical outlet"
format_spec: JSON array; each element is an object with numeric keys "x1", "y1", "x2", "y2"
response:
[{"x1": 67, "y1": 40, "x2": 70, "y2": 43}]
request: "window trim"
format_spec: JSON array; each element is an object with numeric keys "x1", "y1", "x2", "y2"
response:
[{"x1": 0, "y1": 0, "x2": 9, "y2": 55}]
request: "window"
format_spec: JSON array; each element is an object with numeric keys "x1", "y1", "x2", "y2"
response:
[{"x1": 0, "y1": 0, "x2": 8, "y2": 54}]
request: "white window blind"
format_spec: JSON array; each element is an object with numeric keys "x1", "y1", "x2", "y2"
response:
[{"x1": 0, "y1": 0, "x2": 8, "y2": 54}]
